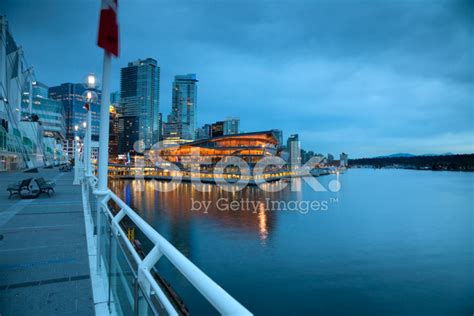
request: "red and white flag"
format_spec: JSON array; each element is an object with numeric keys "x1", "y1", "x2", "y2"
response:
[
  {"x1": 97, "y1": 0, "x2": 119, "y2": 57},
  {"x1": 83, "y1": 103, "x2": 90, "y2": 111}
]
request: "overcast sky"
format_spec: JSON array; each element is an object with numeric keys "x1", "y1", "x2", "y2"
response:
[{"x1": 3, "y1": 0, "x2": 473, "y2": 157}]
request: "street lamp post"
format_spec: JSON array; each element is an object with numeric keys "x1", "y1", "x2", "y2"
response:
[
  {"x1": 73, "y1": 125, "x2": 81, "y2": 185},
  {"x1": 84, "y1": 74, "x2": 97, "y2": 178}
]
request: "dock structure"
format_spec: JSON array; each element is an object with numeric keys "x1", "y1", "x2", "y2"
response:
[{"x1": 0, "y1": 168, "x2": 94, "y2": 315}]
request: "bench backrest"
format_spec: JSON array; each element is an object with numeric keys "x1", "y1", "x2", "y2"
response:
[
  {"x1": 20, "y1": 178, "x2": 32, "y2": 188},
  {"x1": 36, "y1": 177, "x2": 46, "y2": 187}
]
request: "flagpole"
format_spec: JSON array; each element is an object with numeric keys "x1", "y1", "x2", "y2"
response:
[
  {"x1": 96, "y1": 51, "x2": 111, "y2": 194},
  {"x1": 94, "y1": 51, "x2": 111, "y2": 272}
]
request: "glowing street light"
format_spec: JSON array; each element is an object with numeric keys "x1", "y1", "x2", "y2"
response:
[{"x1": 86, "y1": 74, "x2": 97, "y2": 89}]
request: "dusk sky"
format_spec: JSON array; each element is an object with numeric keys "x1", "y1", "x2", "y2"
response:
[{"x1": 3, "y1": 0, "x2": 473, "y2": 158}]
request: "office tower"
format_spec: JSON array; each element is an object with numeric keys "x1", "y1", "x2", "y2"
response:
[
  {"x1": 327, "y1": 153, "x2": 334, "y2": 163},
  {"x1": 211, "y1": 121, "x2": 224, "y2": 138},
  {"x1": 165, "y1": 74, "x2": 198, "y2": 142},
  {"x1": 157, "y1": 113, "x2": 163, "y2": 142},
  {"x1": 120, "y1": 58, "x2": 160, "y2": 151},
  {"x1": 223, "y1": 117, "x2": 239, "y2": 135},
  {"x1": 109, "y1": 104, "x2": 119, "y2": 159},
  {"x1": 195, "y1": 124, "x2": 212, "y2": 140},
  {"x1": 20, "y1": 81, "x2": 66, "y2": 163},
  {"x1": 340, "y1": 152, "x2": 348, "y2": 167},
  {"x1": 22, "y1": 81, "x2": 66, "y2": 140},
  {"x1": 271, "y1": 129, "x2": 283, "y2": 148},
  {"x1": 118, "y1": 116, "x2": 140, "y2": 155},
  {"x1": 110, "y1": 91, "x2": 120, "y2": 105},
  {"x1": 287, "y1": 134, "x2": 301, "y2": 170},
  {"x1": 49, "y1": 83, "x2": 101, "y2": 141}
]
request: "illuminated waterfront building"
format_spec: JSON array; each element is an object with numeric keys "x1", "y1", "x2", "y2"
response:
[{"x1": 148, "y1": 130, "x2": 287, "y2": 180}]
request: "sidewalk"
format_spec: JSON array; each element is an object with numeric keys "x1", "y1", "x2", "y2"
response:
[{"x1": 0, "y1": 168, "x2": 94, "y2": 315}]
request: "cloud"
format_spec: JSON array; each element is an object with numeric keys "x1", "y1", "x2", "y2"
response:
[{"x1": 3, "y1": 0, "x2": 473, "y2": 157}]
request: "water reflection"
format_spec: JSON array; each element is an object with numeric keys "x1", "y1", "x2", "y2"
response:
[
  {"x1": 109, "y1": 179, "x2": 299, "y2": 245},
  {"x1": 108, "y1": 170, "x2": 474, "y2": 315},
  {"x1": 257, "y1": 202, "x2": 268, "y2": 243}
]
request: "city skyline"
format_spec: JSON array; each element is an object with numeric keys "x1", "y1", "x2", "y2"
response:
[{"x1": 3, "y1": 0, "x2": 473, "y2": 158}]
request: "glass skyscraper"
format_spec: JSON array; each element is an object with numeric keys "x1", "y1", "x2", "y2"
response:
[
  {"x1": 48, "y1": 83, "x2": 101, "y2": 141},
  {"x1": 119, "y1": 58, "x2": 160, "y2": 150},
  {"x1": 22, "y1": 81, "x2": 66, "y2": 139},
  {"x1": 165, "y1": 74, "x2": 198, "y2": 142}
]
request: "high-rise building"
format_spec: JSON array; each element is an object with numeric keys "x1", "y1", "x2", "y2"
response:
[
  {"x1": 109, "y1": 104, "x2": 119, "y2": 159},
  {"x1": 165, "y1": 74, "x2": 198, "y2": 142},
  {"x1": 22, "y1": 81, "x2": 66, "y2": 140},
  {"x1": 48, "y1": 83, "x2": 101, "y2": 141},
  {"x1": 223, "y1": 117, "x2": 239, "y2": 135},
  {"x1": 327, "y1": 153, "x2": 334, "y2": 164},
  {"x1": 211, "y1": 121, "x2": 224, "y2": 138},
  {"x1": 118, "y1": 116, "x2": 140, "y2": 155},
  {"x1": 271, "y1": 129, "x2": 283, "y2": 148},
  {"x1": 110, "y1": 91, "x2": 120, "y2": 105},
  {"x1": 195, "y1": 124, "x2": 212, "y2": 140},
  {"x1": 157, "y1": 113, "x2": 163, "y2": 142},
  {"x1": 287, "y1": 134, "x2": 301, "y2": 170},
  {"x1": 340, "y1": 152, "x2": 348, "y2": 167},
  {"x1": 109, "y1": 92, "x2": 120, "y2": 158},
  {"x1": 120, "y1": 58, "x2": 160, "y2": 150},
  {"x1": 21, "y1": 81, "x2": 66, "y2": 163}
]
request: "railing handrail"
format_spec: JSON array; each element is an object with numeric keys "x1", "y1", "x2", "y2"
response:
[
  {"x1": 84, "y1": 173, "x2": 251, "y2": 315},
  {"x1": 104, "y1": 189, "x2": 252, "y2": 315}
]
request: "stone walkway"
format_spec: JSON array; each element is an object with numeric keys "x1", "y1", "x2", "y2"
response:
[{"x1": 0, "y1": 168, "x2": 94, "y2": 315}]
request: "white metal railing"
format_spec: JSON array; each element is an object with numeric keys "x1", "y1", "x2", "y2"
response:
[{"x1": 82, "y1": 173, "x2": 252, "y2": 315}]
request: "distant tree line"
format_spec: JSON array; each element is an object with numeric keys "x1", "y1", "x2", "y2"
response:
[{"x1": 349, "y1": 154, "x2": 474, "y2": 171}]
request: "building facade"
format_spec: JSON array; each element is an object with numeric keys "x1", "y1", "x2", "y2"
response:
[
  {"x1": 120, "y1": 58, "x2": 160, "y2": 150},
  {"x1": 22, "y1": 81, "x2": 66, "y2": 139},
  {"x1": 195, "y1": 123, "x2": 212, "y2": 140},
  {"x1": 223, "y1": 118, "x2": 240, "y2": 135},
  {"x1": 118, "y1": 116, "x2": 140, "y2": 155},
  {"x1": 211, "y1": 121, "x2": 224, "y2": 138},
  {"x1": 165, "y1": 74, "x2": 198, "y2": 142},
  {"x1": 154, "y1": 131, "x2": 280, "y2": 172},
  {"x1": 340, "y1": 152, "x2": 348, "y2": 167},
  {"x1": 48, "y1": 83, "x2": 101, "y2": 141},
  {"x1": 287, "y1": 134, "x2": 301, "y2": 170},
  {"x1": 1, "y1": 15, "x2": 64, "y2": 169}
]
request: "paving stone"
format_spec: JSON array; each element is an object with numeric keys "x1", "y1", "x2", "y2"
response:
[{"x1": 0, "y1": 168, "x2": 94, "y2": 315}]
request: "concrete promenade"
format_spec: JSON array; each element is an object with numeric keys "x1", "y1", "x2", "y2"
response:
[{"x1": 0, "y1": 167, "x2": 94, "y2": 315}]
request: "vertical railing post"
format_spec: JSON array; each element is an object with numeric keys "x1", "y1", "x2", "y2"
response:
[
  {"x1": 73, "y1": 138, "x2": 80, "y2": 185},
  {"x1": 96, "y1": 195, "x2": 103, "y2": 273}
]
